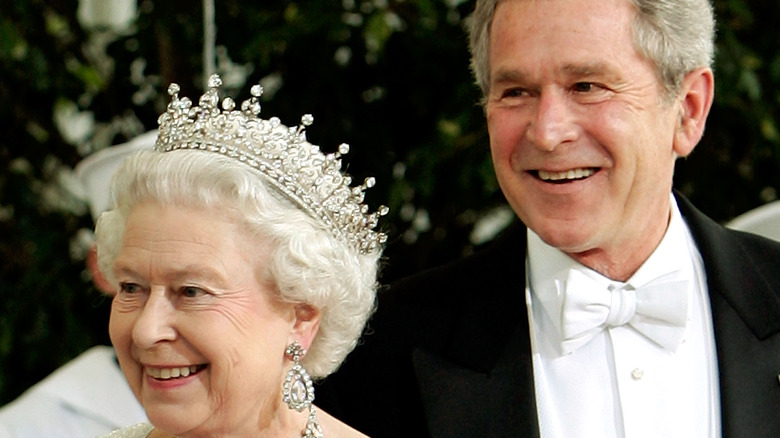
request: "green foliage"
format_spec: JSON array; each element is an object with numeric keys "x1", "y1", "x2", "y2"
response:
[
  {"x1": 0, "y1": 0, "x2": 778, "y2": 404},
  {"x1": 675, "y1": 0, "x2": 780, "y2": 219}
]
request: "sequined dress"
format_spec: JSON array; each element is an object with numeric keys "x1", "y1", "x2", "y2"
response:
[{"x1": 98, "y1": 422, "x2": 154, "y2": 437}]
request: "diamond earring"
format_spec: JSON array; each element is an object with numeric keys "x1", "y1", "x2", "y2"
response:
[{"x1": 283, "y1": 342, "x2": 315, "y2": 412}]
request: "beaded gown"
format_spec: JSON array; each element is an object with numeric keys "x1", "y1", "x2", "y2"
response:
[{"x1": 98, "y1": 422, "x2": 154, "y2": 437}]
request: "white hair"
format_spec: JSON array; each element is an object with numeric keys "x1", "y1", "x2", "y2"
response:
[
  {"x1": 468, "y1": 0, "x2": 715, "y2": 102},
  {"x1": 94, "y1": 149, "x2": 381, "y2": 378}
]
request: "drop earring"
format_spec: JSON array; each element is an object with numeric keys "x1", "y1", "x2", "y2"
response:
[
  {"x1": 283, "y1": 341, "x2": 315, "y2": 411},
  {"x1": 282, "y1": 342, "x2": 322, "y2": 437}
]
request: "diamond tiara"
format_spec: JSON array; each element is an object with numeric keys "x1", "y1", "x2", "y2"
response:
[{"x1": 155, "y1": 74, "x2": 388, "y2": 254}]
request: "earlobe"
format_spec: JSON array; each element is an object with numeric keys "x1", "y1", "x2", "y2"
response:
[{"x1": 673, "y1": 67, "x2": 715, "y2": 157}]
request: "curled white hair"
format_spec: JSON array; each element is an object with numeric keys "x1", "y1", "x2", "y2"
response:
[{"x1": 94, "y1": 149, "x2": 381, "y2": 378}]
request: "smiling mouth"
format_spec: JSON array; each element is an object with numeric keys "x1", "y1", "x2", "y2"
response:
[
  {"x1": 146, "y1": 364, "x2": 208, "y2": 380},
  {"x1": 535, "y1": 168, "x2": 596, "y2": 183}
]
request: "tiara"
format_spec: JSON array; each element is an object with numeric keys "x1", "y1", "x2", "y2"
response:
[{"x1": 155, "y1": 74, "x2": 388, "y2": 254}]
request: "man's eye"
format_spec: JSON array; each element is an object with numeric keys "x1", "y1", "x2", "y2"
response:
[
  {"x1": 501, "y1": 88, "x2": 526, "y2": 98},
  {"x1": 119, "y1": 282, "x2": 141, "y2": 294},
  {"x1": 573, "y1": 82, "x2": 595, "y2": 92}
]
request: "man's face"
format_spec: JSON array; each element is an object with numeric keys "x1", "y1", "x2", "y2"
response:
[{"x1": 486, "y1": 0, "x2": 686, "y2": 276}]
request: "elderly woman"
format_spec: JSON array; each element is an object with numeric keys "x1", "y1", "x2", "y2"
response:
[{"x1": 94, "y1": 75, "x2": 386, "y2": 438}]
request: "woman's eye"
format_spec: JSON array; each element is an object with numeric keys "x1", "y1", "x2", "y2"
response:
[{"x1": 181, "y1": 286, "x2": 206, "y2": 298}]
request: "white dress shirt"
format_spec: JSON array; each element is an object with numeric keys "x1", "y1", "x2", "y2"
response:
[{"x1": 526, "y1": 196, "x2": 721, "y2": 438}]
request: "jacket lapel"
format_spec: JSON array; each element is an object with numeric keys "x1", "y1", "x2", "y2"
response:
[
  {"x1": 411, "y1": 223, "x2": 541, "y2": 438},
  {"x1": 411, "y1": 195, "x2": 780, "y2": 437},
  {"x1": 676, "y1": 193, "x2": 780, "y2": 437},
  {"x1": 413, "y1": 326, "x2": 539, "y2": 438}
]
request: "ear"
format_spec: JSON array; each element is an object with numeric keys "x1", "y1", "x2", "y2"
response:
[
  {"x1": 86, "y1": 244, "x2": 116, "y2": 295},
  {"x1": 289, "y1": 304, "x2": 321, "y2": 351},
  {"x1": 673, "y1": 67, "x2": 714, "y2": 157}
]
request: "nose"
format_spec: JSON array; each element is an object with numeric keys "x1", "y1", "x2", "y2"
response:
[
  {"x1": 132, "y1": 286, "x2": 177, "y2": 348},
  {"x1": 526, "y1": 88, "x2": 578, "y2": 151}
]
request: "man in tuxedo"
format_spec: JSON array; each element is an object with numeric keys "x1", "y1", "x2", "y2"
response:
[{"x1": 317, "y1": 0, "x2": 780, "y2": 437}]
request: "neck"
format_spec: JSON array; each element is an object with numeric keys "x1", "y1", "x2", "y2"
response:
[
  {"x1": 153, "y1": 406, "x2": 313, "y2": 438},
  {"x1": 567, "y1": 205, "x2": 672, "y2": 282},
  {"x1": 568, "y1": 246, "x2": 656, "y2": 282}
]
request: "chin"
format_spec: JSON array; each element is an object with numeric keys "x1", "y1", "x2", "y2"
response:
[
  {"x1": 145, "y1": 400, "x2": 205, "y2": 433},
  {"x1": 147, "y1": 416, "x2": 195, "y2": 437},
  {"x1": 532, "y1": 221, "x2": 596, "y2": 252}
]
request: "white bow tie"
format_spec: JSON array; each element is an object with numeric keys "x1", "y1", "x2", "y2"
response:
[{"x1": 559, "y1": 269, "x2": 690, "y2": 354}]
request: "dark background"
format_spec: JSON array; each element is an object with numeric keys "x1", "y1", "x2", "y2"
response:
[{"x1": 1, "y1": 0, "x2": 778, "y2": 404}]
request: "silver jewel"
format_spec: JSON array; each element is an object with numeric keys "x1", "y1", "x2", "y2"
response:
[
  {"x1": 282, "y1": 342, "x2": 323, "y2": 437},
  {"x1": 303, "y1": 406, "x2": 325, "y2": 438},
  {"x1": 283, "y1": 342, "x2": 315, "y2": 412},
  {"x1": 155, "y1": 73, "x2": 388, "y2": 254}
]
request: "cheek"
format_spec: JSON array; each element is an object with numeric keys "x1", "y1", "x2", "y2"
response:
[
  {"x1": 593, "y1": 103, "x2": 662, "y2": 152},
  {"x1": 108, "y1": 304, "x2": 135, "y2": 351},
  {"x1": 108, "y1": 307, "x2": 142, "y2": 391},
  {"x1": 487, "y1": 112, "x2": 521, "y2": 161},
  {"x1": 195, "y1": 303, "x2": 290, "y2": 366}
]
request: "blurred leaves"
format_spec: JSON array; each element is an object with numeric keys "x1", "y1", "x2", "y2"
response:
[
  {"x1": 0, "y1": 0, "x2": 778, "y2": 403},
  {"x1": 675, "y1": 0, "x2": 780, "y2": 219}
]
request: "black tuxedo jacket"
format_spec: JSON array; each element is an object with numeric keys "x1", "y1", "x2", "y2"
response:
[{"x1": 317, "y1": 194, "x2": 780, "y2": 438}]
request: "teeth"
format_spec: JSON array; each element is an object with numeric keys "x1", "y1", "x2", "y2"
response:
[
  {"x1": 538, "y1": 168, "x2": 595, "y2": 181},
  {"x1": 146, "y1": 365, "x2": 199, "y2": 380}
]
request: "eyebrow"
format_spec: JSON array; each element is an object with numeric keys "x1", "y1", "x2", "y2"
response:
[
  {"x1": 491, "y1": 69, "x2": 528, "y2": 87},
  {"x1": 113, "y1": 262, "x2": 228, "y2": 289},
  {"x1": 559, "y1": 61, "x2": 619, "y2": 81},
  {"x1": 168, "y1": 266, "x2": 226, "y2": 287},
  {"x1": 491, "y1": 61, "x2": 620, "y2": 87}
]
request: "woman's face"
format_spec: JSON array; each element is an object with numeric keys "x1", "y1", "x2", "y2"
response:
[{"x1": 109, "y1": 201, "x2": 302, "y2": 436}]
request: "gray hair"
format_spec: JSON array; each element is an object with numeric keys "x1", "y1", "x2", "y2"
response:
[
  {"x1": 468, "y1": 0, "x2": 715, "y2": 101},
  {"x1": 94, "y1": 149, "x2": 381, "y2": 378}
]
